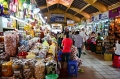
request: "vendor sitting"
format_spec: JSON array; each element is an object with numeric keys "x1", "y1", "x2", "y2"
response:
[{"x1": 70, "y1": 45, "x2": 83, "y2": 72}]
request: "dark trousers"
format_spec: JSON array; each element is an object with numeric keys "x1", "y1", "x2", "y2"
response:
[
  {"x1": 77, "y1": 48, "x2": 82, "y2": 58},
  {"x1": 90, "y1": 43, "x2": 96, "y2": 52},
  {"x1": 62, "y1": 53, "x2": 70, "y2": 63}
]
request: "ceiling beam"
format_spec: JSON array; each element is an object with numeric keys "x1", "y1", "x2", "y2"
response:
[
  {"x1": 39, "y1": 4, "x2": 91, "y2": 19},
  {"x1": 43, "y1": 9, "x2": 81, "y2": 22},
  {"x1": 70, "y1": 6, "x2": 91, "y2": 19},
  {"x1": 84, "y1": 0, "x2": 108, "y2": 12},
  {"x1": 65, "y1": 0, "x2": 74, "y2": 11}
]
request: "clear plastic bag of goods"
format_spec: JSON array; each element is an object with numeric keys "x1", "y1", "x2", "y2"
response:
[
  {"x1": 2, "y1": 61, "x2": 13, "y2": 77},
  {"x1": 46, "y1": 60, "x2": 57, "y2": 75},
  {"x1": 12, "y1": 59, "x2": 23, "y2": 79},
  {"x1": 4, "y1": 31, "x2": 19, "y2": 56},
  {"x1": 37, "y1": 49, "x2": 47, "y2": 59},
  {"x1": 34, "y1": 60, "x2": 45, "y2": 79},
  {"x1": 23, "y1": 59, "x2": 36, "y2": 79}
]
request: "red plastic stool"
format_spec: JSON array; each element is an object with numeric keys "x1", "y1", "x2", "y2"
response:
[
  {"x1": 59, "y1": 68, "x2": 68, "y2": 78},
  {"x1": 112, "y1": 55, "x2": 120, "y2": 68}
]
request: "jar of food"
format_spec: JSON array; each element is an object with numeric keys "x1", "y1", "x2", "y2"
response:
[
  {"x1": 2, "y1": 61, "x2": 13, "y2": 77},
  {"x1": 12, "y1": 60, "x2": 23, "y2": 79}
]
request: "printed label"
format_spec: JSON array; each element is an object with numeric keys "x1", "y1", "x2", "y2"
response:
[
  {"x1": 24, "y1": 69, "x2": 30, "y2": 71},
  {"x1": 14, "y1": 71, "x2": 20, "y2": 73}
]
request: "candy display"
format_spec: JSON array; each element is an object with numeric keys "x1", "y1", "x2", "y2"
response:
[
  {"x1": 0, "y1": 29, "x2": 59, "y2": 79},
  {"x1": 26, "y1": 52, "x2": 36, "y2": 59},
  {"x1": 34, "y1": 60, "x2": 45, "y2": 79},
  {"x1": 4, "y1": 31, "x2": 19, "y2": 56},
  {"x1": 12, "y1": 59, "x2": 23, "y2": 79},
  {"x1": 2, "y1": 61, "x2": 13, "y2": 77},
  {"x1": 46, "y1": 60, "x2": 57, "y2": 75},
  {"x1": 18, "y1": 51, "x2": 28, "y2": 59},
  {"x1": 23, "y1": 59, "x2": 36, "y2": 79}
]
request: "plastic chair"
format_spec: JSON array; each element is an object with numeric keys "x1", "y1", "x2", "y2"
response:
[
  {"x1": 45, "y1": 74, "x2": 58, "y2": 79},
  {"x1": 68, "y1": 60, "x2": 78, "y2": 77},
  {"x1": 58, "y1": 50, "x2": 62, "y2": 61},
  {"x1": 113, "y1": 55, "x2": 120, "y2": 68}
]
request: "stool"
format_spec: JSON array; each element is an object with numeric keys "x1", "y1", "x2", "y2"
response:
[
  {"x1": 59, "y1": 68, "x2": 68, "y2": 78},
  {"x1": 68, "y1": 60, "x2": 78, "y2": 77},
  {"x1": 58, "y1": 51, "x2": 62, "y2": 61},
  {"x1": 112, "y1": 55, "x2": 120, "y2": 68}
]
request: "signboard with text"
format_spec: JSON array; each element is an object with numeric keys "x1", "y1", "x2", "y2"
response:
[
  {"x1": 50, "y1": 14, "x2": 64, "y2": 22},
  {"x1": 109, "y1": 7, "x2": 120, "y2": 18}
]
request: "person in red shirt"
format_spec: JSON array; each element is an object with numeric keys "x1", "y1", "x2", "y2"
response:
[{"x1": 61, "y1": 34, "x2": 73, "y2": 68}]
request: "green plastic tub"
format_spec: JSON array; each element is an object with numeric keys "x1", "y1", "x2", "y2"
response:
[{"x1": 45, "y1": 74, "x2": 58, "y2": 79}]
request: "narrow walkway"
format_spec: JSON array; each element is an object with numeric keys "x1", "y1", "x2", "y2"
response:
[{"x1": 60, "y1": 51, "x2": 120, "y2": 79}]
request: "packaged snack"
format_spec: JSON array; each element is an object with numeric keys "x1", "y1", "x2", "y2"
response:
[
  {"x1": 12, "y1": 59, "x2": 23, "y2": 79},
  {"x1": 23, "y1": 59, "x2": 36, "y2": 79},
  {"x1": 34, "y1": 61, "x2": 45, "y2": 79},
  {"x1": 45, "y1": 60, "x2": 57, "y2": 75},
  {"x1": 2, "y1": 61, "x2": 13, "y2": 77},
  {"x1": 4, "y1": 31, "x2": 19, "y2": 56}
]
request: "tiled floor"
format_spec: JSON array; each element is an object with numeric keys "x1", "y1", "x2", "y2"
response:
[{"x1": 59, "y1": 51, "x2": 120, "y2": 79}]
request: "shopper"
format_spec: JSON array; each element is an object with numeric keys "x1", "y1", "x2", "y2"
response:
[
  {"x1": 80, "y1": 28, "x2": 86, "y2": 53},
  {"x1": 72, "y1": 32, "x2": 75, "y2": 45},
  {"x1": 61, "y1": 34, "x2": 73, "y2": 68},
  {"x1": 74, "y1": 31, "x2": 83, "y2": 58},
  {"x1": 69, "y1": 31, "x2": 73, "y2": 40},
  {"x1": 90, "y1": 32, "x2": 96, "y2": 53},
  {"x1": 97, "y1": 33, "x2": 102, "y2": 41}
]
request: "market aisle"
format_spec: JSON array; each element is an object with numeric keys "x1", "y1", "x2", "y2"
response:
[{"x1": 59, "y1": 51, "x2": 120, "y2": 79}]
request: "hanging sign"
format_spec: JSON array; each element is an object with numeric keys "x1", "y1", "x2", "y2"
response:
[
  {"x1": 99, "y1": 11, "x2": 109, "y2": 20},
  {"x1": 50, "y1": 14, "x2": 64, "y2": 22},
  {"x1": 109, "y1": 7, "x2": 120, "y2": 18},
  {"x1": 93, "y1": 15, "x2": 99, "y2": 22}
]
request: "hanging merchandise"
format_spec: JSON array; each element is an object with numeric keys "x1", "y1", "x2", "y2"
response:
[
  {"x1": 2, "y1": 1, "x2": 9, "y2": 15},
  {"x1": 9, "y1": 1, "x2": 17, "y2": 12},
  {"x1": 26, "y1": 0, "x2": 30, "y2": 4},
  {"x1": 0, "y1": 4, "x2": 3, "y2": 16}
]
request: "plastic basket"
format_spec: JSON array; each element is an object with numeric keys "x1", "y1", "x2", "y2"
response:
[{"x1": 45, "y1": 74, "x2": 58, "y2": 79}]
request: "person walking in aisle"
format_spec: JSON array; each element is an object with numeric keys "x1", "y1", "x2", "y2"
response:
[
  {"x1": 61, "y1": 34, "x2": 73, "y2": 68},
  {"x1": 74, "y1": 31, "x2": 83, "y2": 58},
  {"x1": 80, "y1": 28, "x2": 86, "y2": 54}
]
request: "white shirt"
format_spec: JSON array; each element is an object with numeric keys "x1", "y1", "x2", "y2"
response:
[
  {"x1": 115, "y1": 43, "x2": 120, "y2": 55},
  {"x1": 80, "y1": 31, "x2": 86, "y2": 42}
]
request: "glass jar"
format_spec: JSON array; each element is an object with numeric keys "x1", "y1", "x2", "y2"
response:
[{"x1": 2, "y1": 61, "x2": 13, "y2": 77}]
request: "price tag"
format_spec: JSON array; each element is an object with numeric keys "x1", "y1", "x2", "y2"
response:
[{"x1": 14, "y1": 71, "x2": 20, "y2": 73}]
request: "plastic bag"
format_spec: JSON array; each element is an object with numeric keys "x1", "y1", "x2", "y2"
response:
[{"x1": 34, "y1": 61, "x2": 45, "y2": 79}]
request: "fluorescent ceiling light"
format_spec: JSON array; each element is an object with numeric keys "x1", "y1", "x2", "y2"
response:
[{"x1": 10, "y1": 15, "x2": 28, "y2": 24}]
